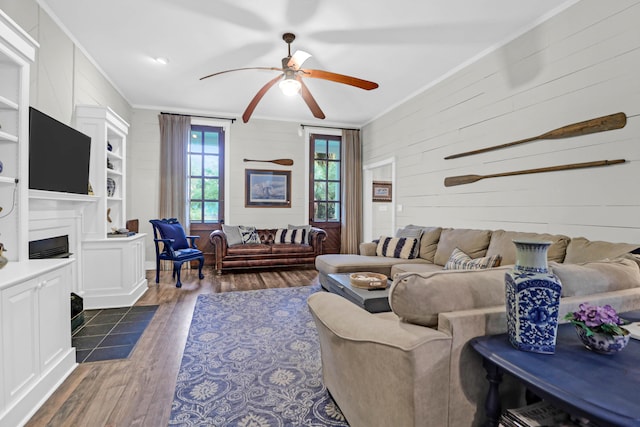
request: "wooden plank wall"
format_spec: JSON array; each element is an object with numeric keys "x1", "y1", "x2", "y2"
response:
[{"x1": 362, "y1": 0, "x2": 640, "y2": 243}]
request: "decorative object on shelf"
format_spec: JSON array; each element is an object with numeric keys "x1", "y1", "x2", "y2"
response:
[
  {"x1": 372, "y1": 181, "x2": 392, "y2": 202},
  {"x1": 350, "y1": 272, "x2": 388, "y2": 289},
  {"x1": 0, "y1": 159, "x2": 3, "y2": 173},
  {"x1": 0, "y1": 242, "x2": 7, "y2": 269},
  {"x1": 245, "y1": 169, "x2": 291, "y2": 207},
  {"x1": 243, "y1": 158, "x2": 294, "y2": 166},
  {"x1": 107, "y1": 141, "x2": 113, "y2": 151},
  {"x1": 107, "y1": 207, "x2": 112, "y2": 223},
  {"x1": 106, "y1": 177, "x2": 116, "y2": 197},
  {"x1": 107, "y1": 158, "x2": 114, "y2": 169},
  {"x1": 444, "y1": 112, "x2": 627, "y2": 160},
  {"x1": 505, "y1": 240, "x2": 562, "y2": 354},
  {"x1": 88, "y1": 181, "x2": 94, "y2": 195},
  {"x1": 444, "y1": 159, "x2": 626, "y2": 187},
  {"x1": 564, "y1": 303, "x2": 630, "y2": 354}
]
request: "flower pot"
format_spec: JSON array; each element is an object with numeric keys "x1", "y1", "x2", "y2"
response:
[
  {"x1": 505, "y1": 240, "x2": 562, "y2": 354},
  {"x1": 575, "y1": 326, "x2": 630, "y2": 354}
]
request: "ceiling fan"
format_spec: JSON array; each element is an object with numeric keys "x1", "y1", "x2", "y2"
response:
[{"x1": 200, "y1": 33, "x2": 379, "y2": 123}]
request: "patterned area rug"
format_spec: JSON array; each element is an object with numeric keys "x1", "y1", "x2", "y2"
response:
[{"x1": 168, "y1": 285, "x2": 349, "y2": 427}]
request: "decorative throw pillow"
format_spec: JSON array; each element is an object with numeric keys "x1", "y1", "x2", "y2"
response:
[
  {"x1": 222, "y1": 225, "x2": 243, "y2": 246},
  {"x1": 376, "y1": 236, "x2": 419, "y2": 259},
  {"x1": 444, "y1": 247, "x2": 502, "y2": 270},
  {"x1": 395, "y1": 227, "x2": 423, "y2": 258},
  {"x1": 238, "y1": 226, "x2": 261, "y2": 244},
  {"x1": 154, "y1": 219, "x2": 189, "y2": 250},
  {"x1": 288, "y1": 224, "x2": 312, "y2": 243},
  {"x1": 275, "y1": 228, "x2": 308, "y2": 244}
]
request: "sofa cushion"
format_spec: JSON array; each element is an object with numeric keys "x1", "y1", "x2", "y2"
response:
[
  {"x1": 405, "y1": 226, "x2": 442, "y2": 263},
  {"x1": 275, "y1": 228, "x2": 308, "y2": 244},
  {"x1": 271, "y1": 244, "x2": 313, "y2": 254},
  {"x1": 443, "y1": 248, "x2": 502, "y2": 270},
  {"x1": 227, "y1": 244, "x2": 272, "y2": 255},
  {"x1": 433, "y1": 228, "x2": 492, "y2": 266},
  {"x1": 391, "y1": 263, "x2": 444, "y2": 276},
  {"x1": 288, "y1": 224, "x2": 312, "y2": 243},
  {"x1": 239, "y1": 226, "x2": 261, "y2": 244},
  {"x1": 316, "y1": 254, "x2": 429, "y2": 277},
  {"x1": 389, "y1": 267, "x2": 511, "y2": 327},
  {"x1": 485, "y1": 230, "x2": 570, "y2": 265},
  {"x1": 564, "y1": 237, "x2": 640, "y2": 264},
  {"x1": 222, "y1": 225, "x2": 243, "y2": 246},
  {"x1": 395, "y1": 227, "x2": 423, "y2": 258},
  {"x1": 550, "y1": 258, "x2": 640, "y2": 297},
  {"x1": 376, "y1": 236, "x2": 419, "y2": 259}
]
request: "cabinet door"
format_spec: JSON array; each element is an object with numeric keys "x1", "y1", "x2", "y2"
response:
[
  {"x1": 1, "y1": 278, "x2": 39, "y2": 403},
  {"x1": 38, "y1": 265, "x2": 71, "y2": 372}
]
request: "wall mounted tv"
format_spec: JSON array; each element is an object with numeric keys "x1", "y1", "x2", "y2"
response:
[{"x1": 29, "y1": 107, "x2": 91, "y2": 195}]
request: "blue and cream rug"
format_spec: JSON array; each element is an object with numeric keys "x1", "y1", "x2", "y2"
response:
[{"x1": 168, "y1": 285, "x2": 349, "y2": 427}]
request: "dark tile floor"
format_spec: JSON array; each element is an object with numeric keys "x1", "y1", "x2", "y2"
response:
[{"x1": 72, "y1": 305, "x2": 158, "y2": 363}]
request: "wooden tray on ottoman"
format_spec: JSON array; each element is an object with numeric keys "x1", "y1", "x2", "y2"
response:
[{"x1": 350, "y1": 272, "x2": 388, "y2": 289}]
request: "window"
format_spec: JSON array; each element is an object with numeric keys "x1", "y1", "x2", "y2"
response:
[
  {"x1": 189, "y1": 125, "x2": 224, "y2": 223},
  {"x1": 311, "y1": 134, "x2": 341, "y2": 222}
]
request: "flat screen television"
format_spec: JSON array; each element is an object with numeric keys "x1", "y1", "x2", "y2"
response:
[{"x1": 29, "y1": 107, "x2": 91, "y2": 195}]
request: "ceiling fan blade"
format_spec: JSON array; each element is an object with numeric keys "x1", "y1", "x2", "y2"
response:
[
  {"x1": 301, "y1": 69, "x2": 378, "y2": 90},
  {"x1": 288, "y1": 50, "x2": 312, "y2": 70},
  {"x1": 242, "y1": 74, "x2": 284, "y2": 123},
  {"x1": 298, "y1": 78, "x2": 325, "y2": 120},
  {"x1": 200, "y1": 67, "x2": 282, "y2": 80}
]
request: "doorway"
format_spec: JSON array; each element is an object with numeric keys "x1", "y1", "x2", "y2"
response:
[{"x1": 363, "y1": 158, "x2": 396, "y2": 243}]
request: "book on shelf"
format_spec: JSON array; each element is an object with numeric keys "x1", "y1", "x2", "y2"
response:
[
  {"x1": 107, "y1": 232, "x2": 136, "y2": 238},
  {"x1": 499, "y1": 400, "x2": 568, "y2": 426}
]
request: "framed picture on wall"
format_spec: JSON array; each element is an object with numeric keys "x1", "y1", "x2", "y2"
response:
[
  {"x1": 372, "y1": 181, "x2": 392, "y2": 202},
  {"x1": 245, "y1": 169, "x2": 291, "y2": 207}
]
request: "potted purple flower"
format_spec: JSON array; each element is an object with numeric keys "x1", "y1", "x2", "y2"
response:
[{"x1": 564, "y1": 303, "x2": 630, "y2": 354}]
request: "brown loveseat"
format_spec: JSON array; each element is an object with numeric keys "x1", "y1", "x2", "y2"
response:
[{"x1": 210, "y1": 227, "x2": 326, "y2": 274}]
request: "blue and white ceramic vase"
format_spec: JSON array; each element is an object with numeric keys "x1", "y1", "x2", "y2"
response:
[{"x1": 505, "y1": 240, "x2": 562, "y2": 354}]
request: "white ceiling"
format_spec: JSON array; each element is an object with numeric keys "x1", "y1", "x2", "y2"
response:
[{"x1": 39, "y1": 0, "x2": 575, "y2": 126}]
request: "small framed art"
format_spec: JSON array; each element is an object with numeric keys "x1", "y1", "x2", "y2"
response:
[
  {"x1": 245, "y1": 169, "x2": 291, "y2": 207},
  {"x1": 372, "y1": 181, "x2": 392, "y2": 202}
]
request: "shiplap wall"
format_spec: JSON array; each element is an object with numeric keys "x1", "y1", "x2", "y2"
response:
[{"x1": 362, "y1": 0, "x2": 640, "y2": 243}]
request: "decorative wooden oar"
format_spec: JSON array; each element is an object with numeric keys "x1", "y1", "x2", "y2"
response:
[
  {"x1": 444, "y1": 112, "x2": 627, "y2": 160},
  {"x1": 243, "y1": 158, "x2": 294, "y2": 166},
  {"x1": 444, "y1": 159, "x2": 625, "y2": 187}
]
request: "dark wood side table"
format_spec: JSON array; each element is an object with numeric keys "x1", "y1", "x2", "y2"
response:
[
  {"x1": 325, "y1": 273, "x2": 391, "y2": 313},
  {"x1": 471, "y1": 310, "x2": 640, "y2": 427}
]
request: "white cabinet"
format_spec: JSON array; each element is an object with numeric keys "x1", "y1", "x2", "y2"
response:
[
  {"x1": 81, "y1": 234, "x2": 148, "y2": 309},
  {"x1": 0, "y1": 260, "x2": 76, "y2": 427},
  {"x1": 74, "y1": 105, "x2": 129, "y2": 239},
  {"x1": 0, "y1": 9, "x2": 38, "y2": 262}
]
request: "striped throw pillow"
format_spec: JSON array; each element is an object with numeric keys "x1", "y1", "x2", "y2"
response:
[
  {"x1": 376, "y1": 236, "x2": 419, "y2": 259},
  {"x1": 444, "y1": 247, "x2": 502, "y2": 270},
  {"x1": 274, "y1": 228, "x2": 308, "y2": 244}
]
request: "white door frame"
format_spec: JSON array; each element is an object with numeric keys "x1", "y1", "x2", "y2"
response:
[{"x1": 363, "y1": 157, "x2": 396, "y2": 242}]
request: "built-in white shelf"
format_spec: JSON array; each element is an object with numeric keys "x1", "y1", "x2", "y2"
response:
[
  {"x1": 0, "y1": 94, "x2": 18, "y2": 110},
  {"x1": 107, "y1": 169, "x2": 122, "y2": 177},
  {"x1": 0, "y1": 129, "x2": 18, "y2": 142},
  {"x1": 107, "y1": 151, "x2": 122, "y2": 161},
  {"x1": 0, "y1": 176, "x2": 17, "y2": 184},
  {"x1": 30, "y1": 189, "x2": 99, "y2": 204}
]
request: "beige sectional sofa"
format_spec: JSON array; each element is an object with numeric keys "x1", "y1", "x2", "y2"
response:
[{"x1": 309, "y1": 227, "x2": 640, "y2": 427}]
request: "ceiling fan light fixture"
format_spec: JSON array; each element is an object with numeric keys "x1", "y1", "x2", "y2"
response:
[{"x1": 279, "y1": 77, "x2": 301, "y2": 96}]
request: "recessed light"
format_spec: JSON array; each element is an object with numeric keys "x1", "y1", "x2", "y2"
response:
[{"x1": 155, "y1": 57, "x2": 169, "y2": 65}]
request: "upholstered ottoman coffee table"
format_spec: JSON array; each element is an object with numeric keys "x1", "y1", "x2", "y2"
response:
[{"x1": 324, "y1": 273, "x2": 391, "y2": 313}]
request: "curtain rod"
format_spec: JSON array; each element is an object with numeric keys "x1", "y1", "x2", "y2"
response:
[
  {"x1": 161, "y1": 112, "x2": 236, "y2": 123},
  {"x1": 300, "y1": 124, "x2": 359, "y2": 131}
]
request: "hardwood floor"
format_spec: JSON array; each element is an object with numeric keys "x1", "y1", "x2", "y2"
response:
[{"x1": 25, "y1": 266, "x2": 320, "y2": 427}]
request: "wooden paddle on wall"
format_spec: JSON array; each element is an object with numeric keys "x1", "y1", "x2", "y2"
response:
[
  {"x1": 243, "y1": 158, "x2": 294, "y2": 166},
  {"x1": 444, "y1": 159, "x2": 625, "y2": 187},
  {"x1": 444, "y1": 112, "x2": 627, "y2": 160}
]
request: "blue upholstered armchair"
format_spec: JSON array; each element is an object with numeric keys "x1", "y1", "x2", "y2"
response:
[{"x1": 149, "y1": 218, "x2": 205, "y2": 288}]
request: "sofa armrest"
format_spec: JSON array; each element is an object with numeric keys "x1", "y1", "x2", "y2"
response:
[
  {"x1": 359, "y1": 241, "x2": 377, "y2": 256},
  {"x1": 209, "y1": 230, "x2": 228, "y2": 274},
  {"x1": 309, "y1": 227, "x2": 326, "y2": 255},
  {"x1": 307, "y1": 292, "x2": 452, "y2": 427}
]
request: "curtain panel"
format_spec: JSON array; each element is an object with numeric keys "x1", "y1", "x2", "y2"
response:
[
  {"x1": 158, "y1": 113, "x2": 191, "y2": 227},
  {"x1": 341, "y1": 129, "x2": 363, "y2": 254}
]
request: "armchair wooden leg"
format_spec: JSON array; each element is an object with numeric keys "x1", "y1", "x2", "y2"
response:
[
  {"x1": 197, "y1": 256, "x2": 204, "y2": 280},
  {"x1": 155, "y1": 259, "x2": 160, "y2": 284},
  {"x1": 174, "y1": 261, "x2": 183, "y2": 288}
]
